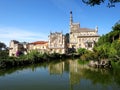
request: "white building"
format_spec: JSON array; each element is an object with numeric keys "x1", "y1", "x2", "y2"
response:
[
  {"x1": 48, "y1": 32, "x2": 66, "y2": 54},
  {"x1": 69, "y1": 11, "x2": 100, "y2": 51},
  {"x1": 9, "y1": 40, "x2": 28, "y2": 56}
]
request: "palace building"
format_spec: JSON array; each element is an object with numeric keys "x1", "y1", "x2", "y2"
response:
[
  {"x1": 48, "y1": 32, "x2": 67, "y2": 54},
  {"x1": 9, "y1": 11, "x2": 100, "y2": 56},
  {"x1": 69, "y1": 11, "x2": 100, "y2": 51}
]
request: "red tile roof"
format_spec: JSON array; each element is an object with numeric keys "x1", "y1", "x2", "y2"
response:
[{"x1": 31, "y1": 41, "x2": 48, "y2": 45}]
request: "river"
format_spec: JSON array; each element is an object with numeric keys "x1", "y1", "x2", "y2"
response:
[{"x1": 0, "y1": 59, "x2": 120, "y2": 90}]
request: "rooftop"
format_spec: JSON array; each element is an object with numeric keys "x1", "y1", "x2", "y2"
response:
[{"x1": 30, "y1": 41, "x2": 48, "y2": 45}]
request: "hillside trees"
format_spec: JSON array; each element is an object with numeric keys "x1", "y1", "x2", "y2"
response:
[{"x1": 93, "y1": 22, "x2": 120, "y2": 60}]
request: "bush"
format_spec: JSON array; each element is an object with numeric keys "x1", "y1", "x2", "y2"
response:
[
  {"x1": 0, "y1": 50, "x2": 9, "y2": 59},
  {"x1": 77, "y1": 48, "x2": 88, "y2": 56}
]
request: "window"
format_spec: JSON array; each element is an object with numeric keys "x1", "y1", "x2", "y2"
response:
[
  {"x1": 88, "y1": 42, "x2": 92, "y2": 48},
  {"x1": 72, "y1": 45, "x2": 75, "y2": 48}
]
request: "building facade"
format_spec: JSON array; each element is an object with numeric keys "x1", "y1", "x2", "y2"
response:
[
  {"x1": 69, "y1": 11, "x2": 99, "y2": 51},
  {"x1": 28, "y1": 41, "x2": 48, "y2": 53},
  {"x1": 48, "y1": 32, "x2": 66, "y2": 54},
  {"x1": 9, "y1": 40, "x2": 28, "y2": 56},
  {"x1": 9, "y1": 11, "x2": 100, "y2": 56}
]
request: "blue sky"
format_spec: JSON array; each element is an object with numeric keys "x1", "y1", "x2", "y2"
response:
[{"x1": 0, "y1": 0, "x2": 120, "y2": 46}]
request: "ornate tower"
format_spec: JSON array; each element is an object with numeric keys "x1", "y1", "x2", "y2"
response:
[
  {"x1": 95, "y1": 26, "x2": 98, "y2": 33},
  {"x1": 70, "y1": 11, "x2": 73, "y2": 26}
]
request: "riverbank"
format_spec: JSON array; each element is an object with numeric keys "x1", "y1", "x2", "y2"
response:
[
  {"x1": 0, "y1": 52, "x2": 80, "y2": 69},
  {"x1": 0, "y1": 50, "x2": 119, "y2": 70}
]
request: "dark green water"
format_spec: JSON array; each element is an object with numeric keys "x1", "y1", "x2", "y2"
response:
[{"x1": 0, "y1": 59, "x2": 120, "y2": 90}]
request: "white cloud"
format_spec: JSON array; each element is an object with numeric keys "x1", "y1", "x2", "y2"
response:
[{"x1": 0, "y1": 27, "x2": 48, "y2": 46}]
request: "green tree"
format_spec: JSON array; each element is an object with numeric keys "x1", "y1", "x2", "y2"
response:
[
  {"x1": 77, "y1": 48, "x2": 87, "y2": 56},
  {"x1": 94, "y1": 21, "x2": 120, "y2": 60},
  {"x1": 0, "y1": 50, "x2": 9, "y2": 59},
  {"x1": 26, "y1": 50, "x2": 40, "y2": 61},
  {"x1": 95, "y1": 43, "x2": 110, "y2": 59},
  {"x1": 0, "y1": 42, "x2": 8, "y2": 59},
  {"x1": 65, "y1": 33, "x2": 69, "y2": 43},
  {"x1": 111, "y1": 40, "x2": 120, "y2": 56},
  {"x1": 82, "y1": 0, "x2": 120, "y2": 7},
  {"x1": 0, "y1": 42, "x2": 6, "y2": 50},
  {"x1": 112, "y1": 22, "x2": 120, "y2": 39},
  {"x1": 108, "y1": 46, "x2": 117, "y2": 58},
  {"x1": 77, "y1": 48, "x2": 95, "y2": 60}
]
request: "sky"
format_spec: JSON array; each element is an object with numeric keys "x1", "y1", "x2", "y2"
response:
[{"x1": 0, "y1": 0, "x2": 120, "y2": 46}]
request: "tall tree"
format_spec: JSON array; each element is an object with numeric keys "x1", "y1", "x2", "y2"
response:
[
  {"x1": 0, "y1": 42, "x2": 6, "y2": 50},
  {"x1": 112, "y1": 21, "x2": 120, "y2": 39},
  {"x1": 65, "y1": 33, "x2": 69, "y2": 43},
  {"x1": 0, "y1": 42, "x2": 8, "y2": 59}
]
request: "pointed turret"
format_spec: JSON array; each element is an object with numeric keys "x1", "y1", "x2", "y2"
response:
[
  {"x1": 70, "y1": 11, "x2": 73, "y2": 25},
  {"x1": 96, "y1": 26, "x2": 98, "y2": 32}
]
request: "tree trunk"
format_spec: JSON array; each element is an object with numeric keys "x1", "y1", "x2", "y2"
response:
[{"x1": 112, "y1": 36, "x2": 114, "y2": 42}]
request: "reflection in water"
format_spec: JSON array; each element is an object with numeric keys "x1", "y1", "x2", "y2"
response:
[
  {"x1": 0, "y1": 59, "x2": 120, "y2": 90},
  {"x1": 48, "y1": 60, "x2": 120, "y2": 90},
  {"x1": 48, "y1": 62, "x2": 64, "y2": 75},
  {"x1": 70, "y1": 60, "x2": 120, "y2": 90}
]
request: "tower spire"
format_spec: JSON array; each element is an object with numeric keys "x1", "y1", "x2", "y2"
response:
[
  {"x1": 95, "y1": 26, "x2": 98, "y2": 32},
  {"x1": 70, "y1": 11, "x2": 73, "y2": 25}
]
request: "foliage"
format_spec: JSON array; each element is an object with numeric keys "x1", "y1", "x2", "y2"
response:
[
  {"x1": 113, "y1": 22, "x2": 120, "y2": 31},
  {"x1": 0, "y1": 42, "x2": 9, "y2": 59},
  {"x1": 95, "y1": 23, "x2": 120, "y2": 46},
  {"x1": 65, "y1": 33, "x2": 69, "y2": 43},
  {"x1": 27, "y1": 50, "x2": 40, "y2": 60},
  {"x1": 16, "y1": 50, "x2": 23, "y2": 57},
  {"x1": 94, "y1": 42, "x2": 111, "y2": 59},
  {"x1": 82, "y1": 0, "x2": 120, "y2": 7},
  {"x1": 0, "y1": 42, "x2": 6, "y2": 50},
  {"x1": 94, "y1": 22, "x2": 120, "y2": 60},
  {"x1": 0, "y1": 49, "x2": 66, "y2": 69},
  {"x1": 111, "y1": 40, "x2": 120, "y2": 59},
  {"x1": 82, "y1": 0, "x2": 105, "y2": 6},
  {"x1": 77, "y1": 48, "x2": 88, "y2": 56},
  {"x1": 77, "y1": 48, "x2": 97, "y2": 60},
  {"x1": 0, "y1": 50, "x2": 9, "y2": 59}
]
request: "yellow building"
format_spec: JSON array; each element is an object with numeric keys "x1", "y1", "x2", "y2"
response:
[
  {"x1": 28, "y1": 41, "x2": 48, "y2": 53},
  {"x1": 69, "y1": 11, "x2": 100, "y2": 51}
]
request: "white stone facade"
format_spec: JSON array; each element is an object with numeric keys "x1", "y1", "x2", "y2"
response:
[
  {"x1": 48, "y1": 32, "x2": 66, "y2": 54},
  {"x1": 69, "y1": 11, "x2": 99, "y2": 51},
  {"x1": 9, "y1": 40, "x2": 28, "y2": 56},
  {"x1": 9, "y1": 11, "x2": 100, "y2": 56}
]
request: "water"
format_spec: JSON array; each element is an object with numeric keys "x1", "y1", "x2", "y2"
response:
[{"x1": 0, "y1": 59, "x2": 120, "y2": 90}]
